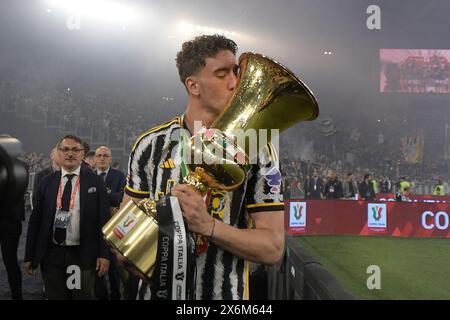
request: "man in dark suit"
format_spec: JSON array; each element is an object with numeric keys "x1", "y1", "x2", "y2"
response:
[
  {"x1": 359, "y1": 173, "x2": 376, "y2": 201},
  {"x1": 24, "y1": 135, "x2": 110, "y2": 300},
  {"x1": 92, "y1": 146, "x2": 126, "y2": 300},
  {"x1": 305, "y1": 169, "x2": 324, "y2": 199},
  {"x1": 95, "y1": 146, "x2": 126, "y2": 210}
]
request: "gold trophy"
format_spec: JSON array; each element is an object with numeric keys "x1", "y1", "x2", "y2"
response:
[{"x1": 102, "y1": 52, "x2": 319, "y2": 288}]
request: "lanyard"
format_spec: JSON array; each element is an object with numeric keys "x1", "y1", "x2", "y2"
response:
[
  {"x1": 179, "y1": 114, "x2": 213, "y2": 256},
  {"x1": 179, "y1": 114, "x2": 189, "y2": 179},
  {"x1": 179, "y1": 114, "x2": 212, "y2": 200},
  {"x1": 57, "y1": 175, "x2": 80, "y2": 210}
]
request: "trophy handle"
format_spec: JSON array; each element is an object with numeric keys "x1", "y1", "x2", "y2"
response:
[
  {"x1": 134, "y1": 198, "x2": 158, "y2": 220},
  {"x1": 183, "y1": 171, "x2": 209, "y2": 196}
]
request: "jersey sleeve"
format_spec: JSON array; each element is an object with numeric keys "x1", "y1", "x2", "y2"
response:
[
  {"x1": 125, "y1": 133, "x2": 153, "y2": 199},
  {"x1": 245, "y1": 143, "x2": 285, "y2": 214}
]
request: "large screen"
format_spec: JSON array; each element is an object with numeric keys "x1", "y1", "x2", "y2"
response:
[{"x1": 380, "y1": 49, "x2": 450, "y2": 93}]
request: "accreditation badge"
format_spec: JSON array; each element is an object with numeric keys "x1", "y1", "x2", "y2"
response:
[{"x1": 54, "y1": 210, "x2": 71, "y2": 229}]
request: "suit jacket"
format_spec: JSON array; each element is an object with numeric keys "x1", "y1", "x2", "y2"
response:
[
  {"x1": 25, "y1": 165, "x2": 111, "y2": 269},
  {"x1": 102, "y1": 168, "x2": 126, "y2": 208},
  {"x1": 359, "y1": 181, "x2": 376, "y2": 201},
  {"x1": 324, "y1": 179, "x2": 344, "y2": 199},
  {"x1": 380, "y1": 180, "x2": 392, "y2": 193},
  {"x1": 305, "y1": 176, "x2": 324, "y2": 199}
]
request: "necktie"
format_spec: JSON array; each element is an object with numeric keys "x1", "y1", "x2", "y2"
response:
[
  {"x1": 100, "y1": 172, "x2": 106, "y2": 181},
  {"x1": 61, "y1": 174, "x2": 75, "y2": 211},
  {"x1": 55, "y1": 174, "x2": 75, "y2": 244}
]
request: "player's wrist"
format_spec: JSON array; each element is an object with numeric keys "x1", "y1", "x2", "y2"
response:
[{"x1": 203, "y1": 216, "x2": 216, "y2": 239}]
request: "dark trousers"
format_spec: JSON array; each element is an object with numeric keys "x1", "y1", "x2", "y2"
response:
[
  {"x1": 40, "y1": 244, "x2": 95, "y2": 300},
  {"x1": 0, "y1": 219, "x2": 23, "y2": 300},
  {"x1": 109, "y1": 256, "x2": 121, "y2": 299},
  {"x1": 249, "y1": 265, "x2": 268, "y2": 300},
  {"x1": 125, "y1": 271, "x2": 140, "y2": 300},
  {"x1": 94, "y1": 261, "x2": 141, "y2": 300},
  {"x1": 94, "y1": 254, "x2": 140, "y2": 300}
]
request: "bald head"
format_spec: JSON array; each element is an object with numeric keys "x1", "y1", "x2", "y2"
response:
[
  {"x1": 95, "y1": 146, "x2": 112, "y2": 171},
  {"x1": 96, "y1": 146, "x2": 111, "y2": 156}
]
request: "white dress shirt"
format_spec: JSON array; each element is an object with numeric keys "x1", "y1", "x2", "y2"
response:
[
  {"x1": 55, "y1": 166, "x2": 81, "y2": 245},
  {"x1": 96, "y1": 167, "x2": 110, "y2": 179}
]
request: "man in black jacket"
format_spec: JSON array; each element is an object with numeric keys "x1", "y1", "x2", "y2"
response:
[
  {"x1": 359, "y1": 174, "x2": 376, "y2": 201},
  {"x1": 380, "y1": 176, "x2": 392, "y2": 194},
  {"x1": 324, "y1": 171, "x2": 344, "y2": 199},
  {"x1": 93, "y1": 146, "x2": 126, "y2": 300},
  {"x1": 24, "y1": 135, "x2": 110, "y2": 300}
]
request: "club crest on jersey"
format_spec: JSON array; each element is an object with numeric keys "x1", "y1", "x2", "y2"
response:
[
  {"x1": 210, "y1": 190, "x2": 226, "y2": 219},
  {"x1": 264, "y1": 167, "x2": 282, "y2": 193}
]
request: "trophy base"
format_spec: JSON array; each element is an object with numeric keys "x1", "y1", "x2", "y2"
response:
[{"x1": 102, "y1": 196, "x2": 196, "y2": 300}]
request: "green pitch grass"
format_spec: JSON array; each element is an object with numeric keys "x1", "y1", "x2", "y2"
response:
[{"x1": 296, "y1": 236, "x2": 450, "y2": 300}]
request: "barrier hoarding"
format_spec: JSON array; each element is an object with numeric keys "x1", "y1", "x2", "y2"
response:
[
  {"x1": 376, "y1": 193, "x2": 450, "y2": 203},
  {"x1": 286, "y1": 199, "x2": 450, "y2": 238}
]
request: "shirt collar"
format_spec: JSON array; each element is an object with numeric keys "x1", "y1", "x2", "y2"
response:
[
  {"x1": 97, "y1": 167, "x2": 110, "y2": 176},
  {"x1": 61, "y1": 165, "x2": 81, "y2": 178},
  {"x1": 180, "y1": 114, "x2": 193, "y2": 137}
]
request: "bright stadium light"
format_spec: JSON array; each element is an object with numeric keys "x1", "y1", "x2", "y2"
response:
[
  {"x1": 46, "y1": 0, "x2": 139, "y2": 24},
  {"x1": 177, "y1": 21, "x2": 194, "y2": 34},
  {"x1": 176, "y1": 20, "x2": 238, "y2": 37}
]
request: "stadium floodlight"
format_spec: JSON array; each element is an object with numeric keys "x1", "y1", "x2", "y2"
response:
[
  {"x1": 176, "y1": 20, "x2": 238, "y2": 37},
  {"x1": 47, "y1": 0, "x2": 139, "y2": 24},
  {"x1": 177, "y1": 21, "x2": 194, "y2": 34}
]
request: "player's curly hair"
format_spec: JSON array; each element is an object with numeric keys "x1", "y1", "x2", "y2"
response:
[{"x1": 176, "y1": 34, "x2": 238, "y2": 85}]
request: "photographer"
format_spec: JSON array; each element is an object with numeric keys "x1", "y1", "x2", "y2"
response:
[
  {"x1": 0, "y1": 136, "x2": 28, "y2": 300},
  {"x1": 0, "y1": 160, "x2": 26, "y2": 300}
]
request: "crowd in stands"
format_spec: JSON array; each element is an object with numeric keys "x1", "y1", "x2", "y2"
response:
[
  {"x1": 281, "y1": 155, "x2": 449, "y2": 199},
  {"x1": 0, "y1": 67, "x2": 174, "y2": 154},
  {"x1": 383, "y1": 54, "x2": 450, "y2": 93},
  {"x1": 2, "y1": 66, "x2": 449, "y2": 198},
  {"x1": 18, "y1": 152, "x2": 49, "y2": 173},
  {"x1": 18, "y1": 147, "x2": 448, "y2": 199}
]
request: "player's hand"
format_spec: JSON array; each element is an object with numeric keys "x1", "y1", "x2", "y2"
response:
[
  {"x1": 96, "y1": 258, "x2": 110, "y2": 277},
  {"x1": 171, "y1": 184, "x2": 214, "y2": 236},
  {"x1": 24, "y1": 261, "x2": 38, "y2": 276}
]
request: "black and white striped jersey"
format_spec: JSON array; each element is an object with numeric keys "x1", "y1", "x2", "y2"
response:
[{"x1": 125, "y1": 116, "x2": 284, "y2": 300}]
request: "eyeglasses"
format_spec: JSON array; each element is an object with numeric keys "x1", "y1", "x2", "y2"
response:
[
  {"x1": 95, "y1": 154, "x2": 111, "y2": 158},
  {"x1": 58, "y1": 147, "x2": 84, "y2": 154}
]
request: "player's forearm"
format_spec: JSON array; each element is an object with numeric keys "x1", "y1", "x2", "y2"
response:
[{"x1": 209, "y1": 218, "x2": 285, "y2": 265}]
